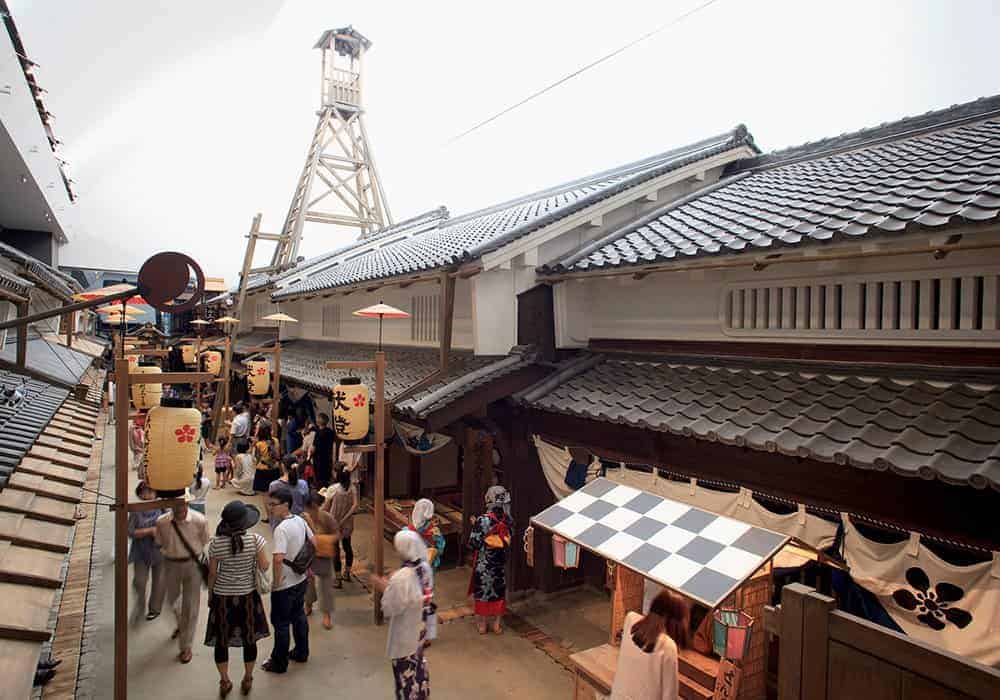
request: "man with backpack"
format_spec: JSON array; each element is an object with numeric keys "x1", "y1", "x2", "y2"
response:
[{"x1": 263, "y1": 489, "x2": 315, "y2": 673}]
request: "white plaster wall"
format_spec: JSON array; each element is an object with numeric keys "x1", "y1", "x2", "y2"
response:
[
  {"x1": 282, "y1": 277, "x2": 475, "y2": 350},
  {"x1": 472, "y1": 269, "x2": 517, "y2": 356},
  {"x1": 555, "y1": 238, "x2": 1000, "y2": 348}
]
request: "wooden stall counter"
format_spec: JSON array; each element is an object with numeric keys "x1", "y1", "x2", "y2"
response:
[{"x1": 569, "y1": 642, "x2": 721, "y2": 700}]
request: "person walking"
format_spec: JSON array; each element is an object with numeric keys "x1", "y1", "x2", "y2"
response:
[
  {"x1": 322, "y1": 469, "x2": 358, "y2": 586},
  {"x1": 206, "y1": 501, "x2": 271, "y2": 697},
  {"x1": 610, "y1": 590, "x2": 691, "y2": 700},
  {"x1": 156, "y1": 501, "x2": 210, "y2": 664},
  {"x1": 229, "y1": 403, "x2": 251, "y2": 455},
  {"x1": 128, "y1": 482, "x2": 165, "y2": 624},
  {"x1": 189, "y1": 465, "x2": 211, "y2": 515},
  {"x1": 302, "y1": 491, "x2": 339, "y2": 630},
  {"x1": 408, "y1": 499, "x2": 446, "y2": 570},
  {"x1": 263, "y1": 489, "x2": 313, "y2": 674},
  {"x1": 467, "y1": 485, "x2": 513, "y2": 635},
  {"x1": 268, "y1": 456, "x2": 310, "y2": 517},
  {"x1": 370, "y1": 530, "x2": 433, "y2": 700},
  {"x1": 284, "y1": 408, "x2": 306, "y2": 456},
  {"x1": 252, "y1": 423, "x2": 281, "y2": 494},
  {"x1": 215, "y1": 437, "x2": 233, "y2": 488},
  {"x1": 311, "y1": 414, "x2": 336, "y2": 488},
  {"x1": 231, "y1": 441, "x2": 256, "y2": 496},
  {"x1": 128, "y1": 417, "x2": 145, "y2": 476}
]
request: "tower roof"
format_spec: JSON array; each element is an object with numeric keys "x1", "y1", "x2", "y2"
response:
[{"x1": 314, "y1": 26, "x2": 372, "y2": 56}]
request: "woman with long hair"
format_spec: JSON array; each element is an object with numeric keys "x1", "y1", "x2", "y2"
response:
[
  {"x1": 302, "y1": 490, "x2": 339, "y2": 629},
  {"x1": 205, "y1": 501, "x2": 270, "y2": 697},
  {"x1": 610, "y1": 589, "x2": 690, "y2": 700},
  {"x1": 252, "y1": 423, "x2": 281, "y2": 494},
  {"x1": 323, "y1": 467, "x2": 358, "y2": 586},
  {"x1": 268, "y1": 456, "x2": 310, "y2": 516}
]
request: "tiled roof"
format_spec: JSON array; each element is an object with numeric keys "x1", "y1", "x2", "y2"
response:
[
  {"x1": 0, "y1": 242, "x2": 80, "y2": 299},
  {"x1": 232, "y1": 329, "x2": 279, "y2": 355},
  {"x1": 516, "y1": 355, "x2": 1000, "y2": 492},
  {"x1": 0, "y1": 268, "x2": 34, "y2": 297},
  {"x1": 1, "y1": 333, "x2": 93, "y2": 385},
  {"x1": 272, "y1": 128, "x2": 756, "y2": 299},
  {"x1": 395, "y1": 347, "x2": 540, "y2": 419},
  {"x1": 545, "y1": 96, "x2": 1000, "y2": 274},
  {"x1": 261, "y1": 339, "x2": 501, "y2": 401},
  {"x1": 0, "y1": 370, "x2": 70, "y2": 489}
]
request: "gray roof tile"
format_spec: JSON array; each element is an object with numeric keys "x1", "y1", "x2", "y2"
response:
[
  {"x1": 546, "y1": 97, "x2": 1000, "y2": 275},
  {"x1": 517, "y1": 355, "x2": 1000, "y2": 492},
  {"x1": 270, "y1": 129, "x2": 757, "y2": 299}
]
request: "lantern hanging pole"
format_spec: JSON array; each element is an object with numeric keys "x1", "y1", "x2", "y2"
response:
[
  {"x1": 378, "y1": 313, "x2": 383, "y2": 351},
  {"x1": 113, "y1": 358, "x2": 129, "y2": 700},
  {"x1": 374, "y1": 349, "x2": 385, "y2": 624}
]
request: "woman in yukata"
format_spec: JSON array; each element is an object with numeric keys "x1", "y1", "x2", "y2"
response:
[{"x1": 467, "y1": 485, "x2": 513, "y2": 635}]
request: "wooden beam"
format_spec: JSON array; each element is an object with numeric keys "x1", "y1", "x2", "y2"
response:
[
  {"x1": 113, "y1": 359, "x2": 129, "y2": 700},
  {"x1": 438, "y1": 270, "x2": 455, "y2": 371},
  {"x1": 374, "y1": 351, "x2": 386, "y2": 625},
  {"x1": 15, "y1": 301, "x2": 27, "y2": 367},
  {"x1": 0, "y1": 287, "x2": 138, "y2": 331},
  {"x1": 127, "y1": 372, "x2": 214, "y2": 385}
]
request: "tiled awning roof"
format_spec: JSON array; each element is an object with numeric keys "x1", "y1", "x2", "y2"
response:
[
  {"x1": 544, "y1": 96, "x2": 1000, "y2": 275},
  {"x1": 232, "y1": 329, "x2": 279, "y2": 355},
  {"x1": 1, "y1": 333, "x2": 94, "y2": 385},
  {"x1": 271, "y1": 128, "x2": 756, "y2": 300},
  {"x1": 259, "y1": 339, "x2": 501, "y2": 401},
  {"x1": 515, "y1": 354, "x2": 1000, "y2": 492}
]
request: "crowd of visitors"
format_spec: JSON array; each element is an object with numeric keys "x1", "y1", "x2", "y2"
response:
[{"x1": 124, "y1": 398, "x2": 537, "y2": 700}]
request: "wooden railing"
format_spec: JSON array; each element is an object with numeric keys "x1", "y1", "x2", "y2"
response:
[
  {"x1": 324, "y1": 68, "x2": 360, "y2": 106},
  {"x1": 770, "y1": 583, "x2": 1000, "y2": 699}
]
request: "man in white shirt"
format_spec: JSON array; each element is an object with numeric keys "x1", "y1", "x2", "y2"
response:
[
  {"x1": 263, "y1": 489, "x2": 314, "y2": 673},
  {"x1": 229, "y1": 402, "x2": 250, "y2": 454}
]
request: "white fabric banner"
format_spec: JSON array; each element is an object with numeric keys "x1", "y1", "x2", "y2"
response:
[
  {"x1": 532, "y1": 435, "x2": 601, "y2": 499},
  {"x1": 605, "y1": 466, "x2": 838, "y2": 552},
  {"x1": 843, "y1": 515, "x2": 1000, "y2": 667}
]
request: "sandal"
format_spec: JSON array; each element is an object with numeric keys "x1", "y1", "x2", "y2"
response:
[
  {"x1": 240, "y1": 677, "x2": 253, "y2": 695},
  {"x1": 322, "y1": 613, "x2": 332, "y2": 630},
  {"x1": 219, "y1": 679, "x2": 233, "y2": 697},
  {"x1": 492, "y1": 620, "x2": 503, "y2": 635},
  {"x1": 476, "y1": 622, "x2": 487, "y2": 635},
  {"x1": 178, "y1": 649, "x2": 193, "y2": 664}
]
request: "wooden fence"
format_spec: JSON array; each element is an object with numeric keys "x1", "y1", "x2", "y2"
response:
[{"x1": 770, "y1": 583, "x2": 1000, "y2": 700}]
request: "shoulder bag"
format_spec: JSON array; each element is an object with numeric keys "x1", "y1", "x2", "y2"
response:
[{"x1": 171, "y1": 519, "x2": 210, "y2": 585}]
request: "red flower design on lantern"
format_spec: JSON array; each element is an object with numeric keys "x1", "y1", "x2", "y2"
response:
[
  {"x1": 352, "y1": 393, "x2": 366, "y2": 408},
  {"x1": 256, "y1": 367, "x2": 266, "y2": 375},
  {"x1": 175, "y1": 425, "x2": 196, "y2": 443}
]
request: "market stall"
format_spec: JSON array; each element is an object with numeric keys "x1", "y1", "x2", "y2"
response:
[{"x1": 530, "y1": 477, "x2": 790, "y2": 700}]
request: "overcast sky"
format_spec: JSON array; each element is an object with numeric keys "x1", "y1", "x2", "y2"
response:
[{"x1": 9, "y1": 0, "x2": 1000, "y2": 283}]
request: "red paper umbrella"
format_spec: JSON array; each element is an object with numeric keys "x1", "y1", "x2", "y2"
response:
[
  {"x1": 74, "y1": 283, "x2": 148, "y2": 306},
  {"x1": 352, "y1": 301, "x2": 409, "y2": 350}
]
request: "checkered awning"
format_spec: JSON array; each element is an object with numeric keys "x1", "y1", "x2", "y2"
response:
[{"x1": 531, "y1": 477, "x2": 789, "y2": 608}]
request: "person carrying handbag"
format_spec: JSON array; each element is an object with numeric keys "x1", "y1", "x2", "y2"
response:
[
  {"x1": 206, "y1": 501, "x2": 271, "y2": 697},
  {"x1": 303, "y1": 491, "x2": 340, "y2": 630},
  {"x1": 155, "y1": 501, "x2": 210, "y2": 664}
]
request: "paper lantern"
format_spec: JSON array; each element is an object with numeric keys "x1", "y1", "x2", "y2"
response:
[
  {"x1": 246, "y1": 360, "x2": 270, "y2": 396},
  {"x1": 202, "y1": 350, "x2": 222, "y2": 376},
  {"x1": 332, "y1": 377, "x2": 369, "y2": 440},
  {"x1": 143, "y1": 398, "x2": 200, "y2": 497},
  {"x1": 552, "y1": 534, "x2": 580, "y2": 569},
  {"x1": 126, "y1": 353, "x2": 140, "y2": 371},
  {"x1": 713, "y1": 609, "x2": 754, "y2": 661},
  {"x1": 180, "y1": 344, "x2": 197, "y2": 365},
  {"x1": 130, "y1": 364, "x2": 162, "y2": 409}
]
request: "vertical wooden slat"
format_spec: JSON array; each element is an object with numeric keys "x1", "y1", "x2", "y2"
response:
[
  {"x1": 865, "y1": 281, "x2": 880, "y2": 330},
  {"x1": 940, "y1": 277, "x2": 957, "y2": 330},
  {"x1": 882, "y1": 281, "x2": 899, "y2": 330},
  {"x1": 960, "y1": 276, "x2": 978, "y2": 330},
  {"x1": 825, "y1": 284, "x2": 840, "y2": 330},
  {"x1": 918, "y1": 279, "x2": 933, "y2": 330},
  {"x1": 810, "y1": 285, "x2": 824, "y2": 330},
  {"x1": 747, "y1": 288, "x2": 757, "y2": 329},
  {"x1": 756, "y1": 288, "x2": 768, "y2": 330},
  {"x1": 768, "y1": 286, "x2": 781, "y2": 329},
  {"x1": 781, "y1": 287, "x2": 795, "y2": 330},
  {"x1": 732, "y1": 289, "x2": 744, "y2": 329},
  {"x1": 900, "y1": 280, "x2": 916, "y2": 330},
  {"x1": 842, "y1": 283, "x2": 861, "y2": 330},
  {"x1": 983, "y1": 275, "x2": 998, "y2": 330}
]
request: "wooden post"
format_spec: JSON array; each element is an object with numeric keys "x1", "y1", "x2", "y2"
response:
[
  {"x1": 222, "y1": 335, "x2": 232, "y2": 415},
  {"x1": 195, "y1": 336, "x2": 202, "y2": 410},
  {"x1": 801, "y1": 589, "x2": 835, "y2": 700},
  {"x1": 374, "y1": 350, "x2": 385, "y2": 625},
  {"x1": 271, "y1": 341, "x2": 281, "y2": 439},
  {"x1": 15, "y1": 301, "x2": 28, "y2": 367},
  {"x1": 113, "y1": 358, "x2": 130, "y2": 700},
  {"x1": 778, "y1": 582, "x2": 812, "y2": 700}
]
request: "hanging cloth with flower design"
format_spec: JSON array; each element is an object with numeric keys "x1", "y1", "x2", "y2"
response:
[{"x1": 842, "y1": 514, "x2": 1000, "y2": 667}]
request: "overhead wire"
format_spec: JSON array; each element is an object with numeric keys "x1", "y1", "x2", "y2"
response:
[{"x1": 446, "y1": 0, "x2": 723, "y2": 144}]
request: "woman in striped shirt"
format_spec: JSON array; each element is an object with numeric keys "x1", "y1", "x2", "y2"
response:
[{"x1": 206, "y1": 501, "x2": 270, "y2": 697}]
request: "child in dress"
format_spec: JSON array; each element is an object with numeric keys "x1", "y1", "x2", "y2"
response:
[{"x1": 214, "y1": 436, "x2": 233, "y2": 488}]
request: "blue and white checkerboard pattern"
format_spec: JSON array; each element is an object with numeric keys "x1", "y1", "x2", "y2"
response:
[{"x1": 531, "y1": 477, "x2": 788, "y2": 607}]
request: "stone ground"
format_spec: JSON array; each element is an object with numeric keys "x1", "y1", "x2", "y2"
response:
[{"x1": 88, "y1": 423, "x2": 609, "y2": 698}]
